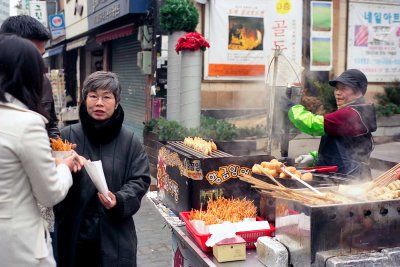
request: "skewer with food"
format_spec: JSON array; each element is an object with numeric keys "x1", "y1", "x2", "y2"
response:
[
  {"x1": 183, "y1": 136, "x2": 217, "y2": 156},
  {"x1": 251, "y1": 159, "x2": 313, "y2": 182}
]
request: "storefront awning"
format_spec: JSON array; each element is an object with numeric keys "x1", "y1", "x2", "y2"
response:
[
  {"x1": 66, "y1": 36, "x2": 88, "y2": 51},
  {"x1": 43, "y1": 44, "x2": 65, "y2": 58},
  {"x1": 95, "y1": 24, "x2": 136, "y2": 43}
]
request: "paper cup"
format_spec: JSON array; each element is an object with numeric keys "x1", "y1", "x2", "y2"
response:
[{"x1": 52, "y1": 150, "x2": 73, "y2": 159}]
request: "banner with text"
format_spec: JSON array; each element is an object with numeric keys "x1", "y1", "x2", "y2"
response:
[
  {"x1": 347, "y1": 2, "x2": 400, "y2": 82},
  {"x1": 205, "y1": 0, "x2": 303, "y2": 81},
  {"x1": 29, "y1": 1, "x2": 48, "y2": 28}
]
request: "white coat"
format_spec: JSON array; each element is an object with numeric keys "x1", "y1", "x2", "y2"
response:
[{"x1": 0, "y1": 94, "x2": 73, "y2": 266}]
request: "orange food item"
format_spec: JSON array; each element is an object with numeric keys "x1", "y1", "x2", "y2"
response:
[
  {"x1": 50, "y1": 137, "x2": 73, "y2": 151},
  {"x1": 188, "y1": 197, "x2": 257, "y2": 225}
]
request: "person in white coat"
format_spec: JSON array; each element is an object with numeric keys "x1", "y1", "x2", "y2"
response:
[{"x1": 0, "y1": 34, "x2": 84, "y2": 266}]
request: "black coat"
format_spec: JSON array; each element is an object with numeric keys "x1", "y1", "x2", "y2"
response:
[
  {"x1": 55, "y1": 122, "x2": 150, "y2": 267},
  {"x1": 42, "y1": 75, "x2": 60, "y2": 138}
]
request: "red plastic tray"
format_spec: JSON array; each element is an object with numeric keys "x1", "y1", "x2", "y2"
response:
[{"x1": 179, "y1": 211, "x2": 275, "y2": 252}]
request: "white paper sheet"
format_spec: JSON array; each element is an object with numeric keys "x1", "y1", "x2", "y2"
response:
[
  {"x1": 205, "y1": 222, "x2": 237, "y2": 247},
  {"x1": 83, "y1": 160, "x2": 111, "y2": 202},
  {"x1": 204, "y1": 220, "x2": 271, "y2": 247}
]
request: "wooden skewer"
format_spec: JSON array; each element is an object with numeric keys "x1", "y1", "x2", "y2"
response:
[
  {"x1": 326, "y1": 189, "x2": 364, "y2": 203},
  {"x1": 240, "y1": 173, "x2": 285, "y2": 191},
  {"x1": 242, "y1": 174, "x2": 341, "y2": 205},
  {"x1": 299, "y1": 190, "x2": 339, "y2": 203},
  {"x1": 365, "y1": 163, "x2": 400, "y2": 191},
  {"x1": 375, "y1": 163, "x2": 400, "y2": 182},
  {"x1": 280, "y1": 165, "x2": 324, "y2": 196},
  {"x1": 263, "y1": 190, "x2": 326, "y2": 205},
  {"x1": 255, "y1": 164, "x2": 285, "y2": 188}
]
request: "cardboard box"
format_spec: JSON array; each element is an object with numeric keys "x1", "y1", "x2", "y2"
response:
[{"x1": 213, "y1": 236, "x2": 246, "y2": 263}]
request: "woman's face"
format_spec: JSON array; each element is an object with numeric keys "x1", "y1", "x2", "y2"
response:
[
  {"x1": 86, "y1": 89, "x2": 117, "y2": 121},
  {"x1": 334, "y1": 82, "x2": 362, "y2": 108}
]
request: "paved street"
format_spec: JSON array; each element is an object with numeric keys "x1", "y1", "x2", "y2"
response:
[{"x1": 135, "y1": 194, "x2": 171, "y2": 267}]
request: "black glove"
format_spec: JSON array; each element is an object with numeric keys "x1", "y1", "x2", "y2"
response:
[{"x1": 280, "y1": 96, "x2": 296, "y2": 113}]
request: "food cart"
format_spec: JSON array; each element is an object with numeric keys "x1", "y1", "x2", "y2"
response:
[
  {"x1": 152, "y1": 136, "x2": 379, "y2": 265},
  {"x1": 156, "y1": 140, "x2": 275, "y2": 215},
  {"x1": 149, "y1": 135, "x2": 400, "y2": 266},
  {"x1": 152, "y1": 138, "x2": 278, "y2": 265}
]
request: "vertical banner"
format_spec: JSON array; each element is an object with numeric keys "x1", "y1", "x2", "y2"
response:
[
  {"x1": 310, "y1": 1, "x2": 333, "y2": 71},
  {"x1": 348, "y1": 2, "x2": 400, "y2": 82},
  {"x1": 29, "y1": 1, "x2": 48, "y2": 28},
  {"x1": 205, "y1": 0, "x2": 303, "y2": 81}
]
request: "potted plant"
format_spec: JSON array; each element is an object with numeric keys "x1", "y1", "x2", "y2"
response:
[
  {"x1": 175, "y1": 32, "x2": 210, "y2": 54},
  {"x1": 375, "y1": 80, "x2": 400, "y2": 117},
  {"x1": 159, "y1": 0, "x2": 199, "y2": 34}
]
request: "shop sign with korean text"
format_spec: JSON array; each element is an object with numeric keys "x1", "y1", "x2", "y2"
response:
[
  {"x1": 204, "y1": 0, "x2": 303, "y2": 81},
  {"x1": 29, "y1": 1, "x2": 48, "y2": 28},
  {"x1": 49, "y1": 14, "x2": 66, "y2": 40},
  {"x1": 347, "y1": 2, "x2": 400, "y2": 82}
]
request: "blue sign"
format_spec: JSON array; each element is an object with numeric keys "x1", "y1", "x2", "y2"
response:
[
  {"x1": 87, "y1": 0, "x2": 149, "y2": 31},
  {"x1": 48, "y1": 14, "x2": 66, "y2": 39}
]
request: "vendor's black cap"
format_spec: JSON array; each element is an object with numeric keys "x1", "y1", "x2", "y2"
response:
[{"x1": 329, "y1": 69, "x2": 368, "y2": 95}]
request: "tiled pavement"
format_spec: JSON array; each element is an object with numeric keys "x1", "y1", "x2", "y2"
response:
[{"x1": 134, "y1": 194, "x2": 172, "y2": 267}]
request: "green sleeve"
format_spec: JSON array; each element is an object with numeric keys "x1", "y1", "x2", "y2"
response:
[{"x1": 288, "y1": 105, "x2": 325, "y2": 136}]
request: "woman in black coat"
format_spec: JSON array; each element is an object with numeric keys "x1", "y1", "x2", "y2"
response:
[{"x1": 55, "y1": 71, "x2": 151, "y2": 267}]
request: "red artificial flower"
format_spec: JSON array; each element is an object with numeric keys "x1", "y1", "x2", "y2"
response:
[{"x1": 175, "y1": 32, "x2": 210, "y2": 54}]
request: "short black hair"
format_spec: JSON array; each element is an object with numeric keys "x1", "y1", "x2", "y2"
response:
[
  {"x1": 82, "y1": 71, "x2": 122, "y2": 103},
  {"x1": 0, "y1": 34, "x2": 45, "y2": 115},
  {"x1": 0, "y1": 15, "x2": 50, "y2": 41}
]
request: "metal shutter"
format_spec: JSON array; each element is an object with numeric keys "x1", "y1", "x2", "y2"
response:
[{"x1": 111, "y1": 35, "x2": 146, "y2": 141}]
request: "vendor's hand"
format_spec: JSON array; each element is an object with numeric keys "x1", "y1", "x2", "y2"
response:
[
  {"x1": 280, "y1": 96, "x2": 296, "y2": 113},
  {"x1": 98, "y1": 191, "x2": 117, "y2": 209},
  {"x1": 58, "y1": 152, "x2": 85, "y2": 173},
  {"x1": 295, "y1": 154, "x2": 314, "y2": 166},
  {"x1": 396, "y1": 169, "x2": 400, "y2": 180}
]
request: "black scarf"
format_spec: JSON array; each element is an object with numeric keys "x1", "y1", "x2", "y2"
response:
[{"x1": 79, "y1": 101, "x2": 124, "y2": 144}]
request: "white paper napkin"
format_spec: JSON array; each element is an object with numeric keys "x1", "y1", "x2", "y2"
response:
[{"x1": 83, "y1": 160, "x2": 111, "y2": 202}]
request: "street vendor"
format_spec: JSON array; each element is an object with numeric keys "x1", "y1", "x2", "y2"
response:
[{"x1": 285, "y1": 69, "x2": 377, "y2": 178}]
